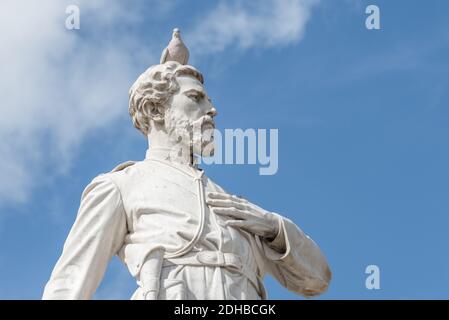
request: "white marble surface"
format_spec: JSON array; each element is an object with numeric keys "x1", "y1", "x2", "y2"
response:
[{"x1": 42, "y1": 30, "x2": 331, "y2": 300}]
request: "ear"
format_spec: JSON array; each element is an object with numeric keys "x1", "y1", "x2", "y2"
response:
[{"x1": 146, "y1": 102, "x2": 165, "y2": 124}]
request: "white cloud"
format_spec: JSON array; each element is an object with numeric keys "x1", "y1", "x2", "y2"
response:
[
  {"x1": 0, "y1": 0, "x2": 155, "y2": 204},
  {"x1": 186, "y1": 0, "x2": 319, "y2": 57},
  {"x1": 0, "y1": 0, "x2": 320, "y2": 207}
]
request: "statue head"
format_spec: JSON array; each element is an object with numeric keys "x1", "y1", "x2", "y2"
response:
[{"x1": 129, "y1": 61, "x2": 217, "y2": 158}]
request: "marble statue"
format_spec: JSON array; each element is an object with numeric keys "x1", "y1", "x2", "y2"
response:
[{"x1": 42, "y1": 28, "x2": 331, "y2": 300}]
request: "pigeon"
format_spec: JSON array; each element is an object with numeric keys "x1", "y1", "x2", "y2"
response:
[{"x1": 160, "y1": 28, "x2": 190, "y2": 65}]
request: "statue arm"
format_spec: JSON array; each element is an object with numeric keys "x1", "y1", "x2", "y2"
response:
[
  {"x1": 42, "y1": 174, "x2": 127, "y2": 300},
  {"x1": 206, "y1": 191, "x2": 331, "y2": 297},
  {"x1": 258, "y1": 215, "x2": 332, "y2": 297}
]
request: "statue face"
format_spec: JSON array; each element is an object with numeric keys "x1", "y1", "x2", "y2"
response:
[{"x1": 165, "y1": 75, "x2": 217, "y2": 158}]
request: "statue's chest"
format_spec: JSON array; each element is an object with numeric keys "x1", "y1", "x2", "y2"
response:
[
  {"x1": 118, "y1": 164, "x2": 230, "y2": 258},
  {"x1": 126, "y1": 175, "x2": 199, "y2": 222},
  {"x1": 120, "y1": 165, "x2": 224, "y2": 235}
]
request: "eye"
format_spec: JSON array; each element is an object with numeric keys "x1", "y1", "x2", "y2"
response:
[{"x1": 187, "y1": 92, "x2": 204, "y2": 102}]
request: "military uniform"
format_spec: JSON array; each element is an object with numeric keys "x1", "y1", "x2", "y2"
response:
[{"x1": 43, "y1": 149, "x2": 331, "y2": 299}]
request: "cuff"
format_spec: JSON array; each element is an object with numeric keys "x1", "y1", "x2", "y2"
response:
[
  {"x1": 266, "y1": 215, "x2": 286, "y2": 252},
  {"x1": 262, "y1": 213, "x2": 291, "y2": 260}
]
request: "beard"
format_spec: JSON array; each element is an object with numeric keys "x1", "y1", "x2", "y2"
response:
[{"x1": 166, "y1": 114, "x2": 215, "y2": 159}]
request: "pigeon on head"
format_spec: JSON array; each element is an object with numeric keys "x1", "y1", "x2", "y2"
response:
[{"x1": 160, "y1": 28, "x2": 190, "y2": 65}]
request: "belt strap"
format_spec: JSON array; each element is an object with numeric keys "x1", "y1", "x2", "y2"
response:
[{"x1": 164, "y1": 251, "x2": 264, "y2": 298}]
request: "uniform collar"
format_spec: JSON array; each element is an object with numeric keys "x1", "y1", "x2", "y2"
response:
[{"x1": 145, "y1": 147, "x2": 201, "y2": 171}]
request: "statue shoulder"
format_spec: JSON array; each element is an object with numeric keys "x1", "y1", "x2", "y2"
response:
[
  {"x1": 86, "y1": 161, "x2": 137, "y2": 183},
  {"x1": 89, "y1": 160, "x2": 141, "y2": 193},
  {"x1": 91, "y1": 160, "x2": 140, "y2": 182},
  {"x1": 110, "y1": 160, "x2": 137, "y2": 173}
]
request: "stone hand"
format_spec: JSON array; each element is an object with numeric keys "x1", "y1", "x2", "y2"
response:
[{"x1": 206, "y1": 192, "x2": 279, "y2": 240}]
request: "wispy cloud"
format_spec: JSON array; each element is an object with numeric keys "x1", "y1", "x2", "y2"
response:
[
  {"x1": 186, "y1": 0, "x2": 320, "y2": 57},
  {"x1": 0, "y1": 0, "x2": 156, "y2": 205},
  {"x1": 0, "y1": 0, "x2": 321, "y2": 207}
]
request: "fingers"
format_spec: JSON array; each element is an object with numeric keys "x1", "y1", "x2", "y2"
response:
[
  {"x1": 225, "y1": 219, "x2": 251, "y2": 229},
  {"x1": 207, "y1": 192, "x2": 247, "y2": 204},
  {"x1": 211, "y1": 207, "x2": 248, "y2": 220},
  {"x1": 206, "y1": 198, "x2": 247, "y2": 210}
]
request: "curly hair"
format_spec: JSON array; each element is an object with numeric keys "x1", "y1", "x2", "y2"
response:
[{"x1": 128, "y1": 61, "x2": 204, "y2": 136}]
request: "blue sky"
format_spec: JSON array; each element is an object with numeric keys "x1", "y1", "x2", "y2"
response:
[{"x1": 0, "y1": 0, "x2": 448, "y2": 299}]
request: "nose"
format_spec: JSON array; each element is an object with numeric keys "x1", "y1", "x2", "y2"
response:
[{"x1": 207, "y1": 106, "x2": 217, "y2": 117}]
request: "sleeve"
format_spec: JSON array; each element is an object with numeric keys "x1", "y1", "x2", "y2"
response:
[
  {"x1": 42, "y1": 174, "x2": 127, "y2": 300},
  {"x1": 258, "y1": 213, "x2": 332, "y2": 297}
]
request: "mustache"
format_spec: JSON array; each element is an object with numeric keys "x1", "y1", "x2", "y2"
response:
[{"x1": 192, "y1": 116, "x2": 215, "y2": 128}]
